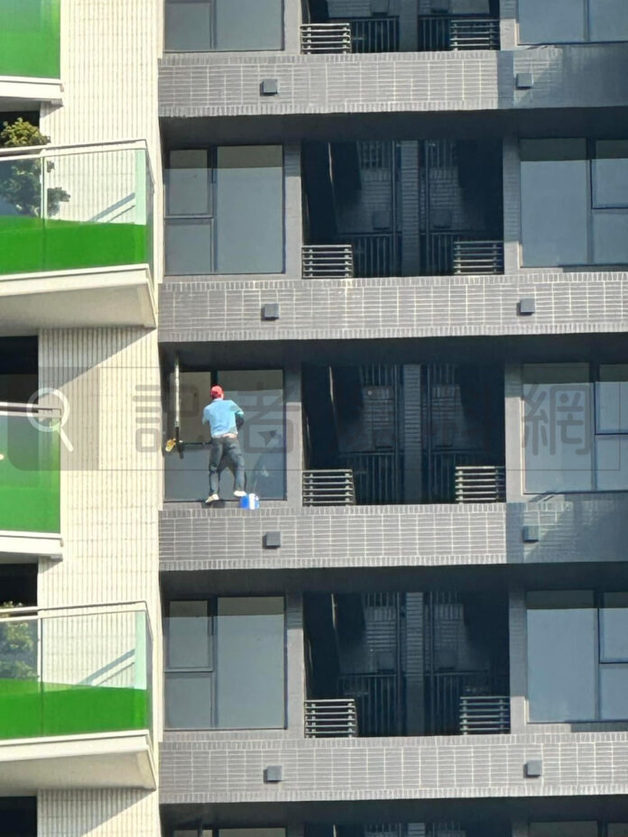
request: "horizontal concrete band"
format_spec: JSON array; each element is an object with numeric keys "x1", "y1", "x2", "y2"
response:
[
  {"x1": 159, "y1": 44, "x2": 628, "y2": 118},
  {"x1": 160, "y1": 493, "x2": 628, "y2": 571},
  {"x1": 160, "y1": 729, "x2": 628, "y2": 803},
  {"x1": 159, "y1": 271, "x2": 628, "y2": 344}
]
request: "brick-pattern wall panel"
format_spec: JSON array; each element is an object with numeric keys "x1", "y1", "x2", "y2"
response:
[
  {"x1": 159, "y1": 271, "x2": 628, "y2": 343},
  {"x1": 159, "y1": 45, "x2": 628, "y2": 118},
  {"x1": 160, "y1": 505, "x2": 507, "y2": 570},
  {"x1": 160, "y1": 730, "x2": 628, "y2": 803},
  {"x1": 159, "y1": 52, "x2": 500, "y2": 117}
]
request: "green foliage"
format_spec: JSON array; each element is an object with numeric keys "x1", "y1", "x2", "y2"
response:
[
  {"x1": 0, "y1": 117, "x2": 50, "y2": 148},
  {"x1": 0, "y1": 117, "x2": 70, "y2": 217},
  {"x1": 0, "y1": 602, "x2": 37, "y2": 680}
]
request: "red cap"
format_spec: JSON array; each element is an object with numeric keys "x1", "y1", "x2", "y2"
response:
[{"x1": 210, "y1": 385, "x2": 224, "y2": 399}]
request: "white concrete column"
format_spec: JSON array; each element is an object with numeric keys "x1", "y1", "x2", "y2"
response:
[{"x1": 504, "y1": 363, "x2": 525, "y2": 503}]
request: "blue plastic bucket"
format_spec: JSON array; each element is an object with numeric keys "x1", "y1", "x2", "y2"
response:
[{"x1": 239, "y1": 493, "x2": 260, "y2": 510}]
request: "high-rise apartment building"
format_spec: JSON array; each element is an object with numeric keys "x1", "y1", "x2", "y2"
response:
[{"x1": 1, "y1": 1, "x2": 628, "y2": 835}]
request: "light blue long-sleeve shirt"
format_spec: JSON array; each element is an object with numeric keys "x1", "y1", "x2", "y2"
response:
[{"x1": 202, "y1": 398, "x2": 244, "y2": 436}]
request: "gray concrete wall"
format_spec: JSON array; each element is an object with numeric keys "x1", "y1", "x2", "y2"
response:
[
  {"x1": 159, "y1": 504, "x2": 508, "y2": 571},
  {"x1": 159, "y1": 728, "x2": 628, "y2": 803},
  {"x1": 159, "y1": 44, "x2": 628, "y2": 118},
  {"x1": 159, "y1": 270, "x2": 628, "y2": 343},
  {"x1": 160, "y1": 491, "x2": 628, "y2": 571}
]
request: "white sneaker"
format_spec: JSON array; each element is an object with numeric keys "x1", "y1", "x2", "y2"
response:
[
  {"x1": 233, "y1": 490, "x2": 247, "y2": 498},
  {"x1": 205, "y1": 494, "x2": 220, "y2": 504}
]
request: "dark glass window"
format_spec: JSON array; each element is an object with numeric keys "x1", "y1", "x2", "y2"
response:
[
  {"x1": 165, "y1": 146, "x2": 284, "y2": 276},
  {"x1": 520, "y1": 139, "x2": 628, "y2": 267},
  {"x1": 527, "y1": 591, "x2": 628, "y2": 722},
  {"x1": 165, "y1": 597, "x2": 285, "y2": 729},
  {"x1": 519, "y1": 0, "x2": 585, "y2": 44},
  {"x1": 523, "y1": 363, "x2": 628, "y2": 493},
  {"x1": 519, "y1": 0, "x2": 628, "y2": 43},
  {"x1": 165, "y1": 0, "x2": 283, "y2": 51},
  {"x1": 164, "y1": 369, "x2": 286, "y2": 501}
]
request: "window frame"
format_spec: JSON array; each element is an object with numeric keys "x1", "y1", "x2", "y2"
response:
[
  {"x1": 164, "y1": 144, "x2": 286, "y2": 277},
  {"x1": 164, "y1": 0, "x2": 285, "y2": 53},
  {"x1": 164, "y1": 366, "x2": 288, "y2": 502},
  {"x1": 522, "y1": 363, "x2": 628, "y2": 494},
  {"x1": 520, "y1": 138, "x2": 628, "y2": 268},
  {"x1": 164, "y1": 596, "x2": 287, "y2": 731},
  {"x1": 518, "y1": 0, "x2": 628, "y2": 45},
  {"x1": 526, "y1": 590, "x2": 628, "y2": 723}
]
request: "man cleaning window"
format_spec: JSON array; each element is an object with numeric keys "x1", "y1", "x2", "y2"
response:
[{"x1": 201, "y1": 385, "x2": 246, "y2": 504}]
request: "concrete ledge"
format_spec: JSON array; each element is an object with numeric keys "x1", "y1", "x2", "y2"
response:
[
  {"x1": 160, "y1": 728, "x2": 628, "y2": 803},
  {"x1": 159, "y1": 44, "x2": 628, "y2": 119},
  {"x1": 0, "y1": 730, "x2": 156, "y2": 793},
  {"x1": 159, "y1": 270, "x2": 628, "y2": 344},
  {"x1": 0, "y1": 529, "x2": 63, "y2": 562},
  {"x1": 0, "y1": 264, "x2": 156, "y2": 332},
  {"x1": 0, "y1": 75, "x2": 63, "y2": 105},
  {"x1": 160, "y1": 504, "x2": 508, "y2": 571}
]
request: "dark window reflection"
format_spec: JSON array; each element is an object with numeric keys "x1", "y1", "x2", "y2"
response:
[
  {"x1": 519, "y1": 0, "x2": 628, "y2": 43},
  {"x1": 527, "y1": 591, "x2": 628, "y2": 722},
  {"x1": 165, "y1": 146, "x2": 284, "y2": 276},
  {"x1": 165, "y1": 0, "x2": 283, "y2": 51},
  {"x1": 165, "y1": 597, "x2": 285, "y2": 729},
  {"x1": 520, "y1": 139, "x2": 628, "y2": 267},
  {"x1": 164, "y1": 369, "x2": 286, "y2": 501}
]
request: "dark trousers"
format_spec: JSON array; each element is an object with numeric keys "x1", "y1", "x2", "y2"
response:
[{"x1": 209, "y1": 436, "x2": 245, "y2": 494}]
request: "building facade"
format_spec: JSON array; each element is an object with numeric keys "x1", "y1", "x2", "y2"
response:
[{"x1": 1, "y1": 0, "x2": 628, "y2": 834}]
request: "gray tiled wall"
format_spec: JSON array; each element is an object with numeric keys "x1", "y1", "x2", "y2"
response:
[
  {"x1": 160, "y1": 493, "x2": 628, "y2": 571},
  {"x1": 159, "y1": 729, "x2": 628, "y2": 803},
  {"x1": 159, "y1": 51, "x2": 500, "y2": 117},
  {"x1": 159, "y1": 271, "x2": 628, "y2": 344},
  {"x1": 159, "y1": 45, "x2": 628, "y2": 118},
  {"x1": 159, "y1": 504, "x2": 507, "y2": 571}
]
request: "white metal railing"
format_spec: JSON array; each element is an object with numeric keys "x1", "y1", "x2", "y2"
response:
[
  {"x1": 455, "y1": 465, "x2": 505, "y2": 503},
  {"x1": 450, "y1": 17, "x2": 500, "y2": 50},
  {"x1": 303, "y1": 469, "x2": 356, "y2": 506},
  {"x1": 302, "y1": 244, "x2": 354, "y2": 279},
  {"x1": 301, "y1": 23, "x2": 352, "y2": 54},
  {"x1": 305, "y1": 698, "x2": 358, "y2": 737},
  {"x1": 459, "y1": 695, "x2": 510, "y2": 734},
  {"x1": 452, "y1": 240, "x2": 504, "y2": 275}
]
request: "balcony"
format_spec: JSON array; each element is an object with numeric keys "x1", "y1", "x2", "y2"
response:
[
  {"x1": 0, "y1": 402, "x2": 61, "y2": 558},
  {"x1": 301, "y1": 2, "x2": 499, "y2": 54},
  {"x1": 303, "y1": 361, "x2": 505, "y2": 506},
  {"x1": 305, "y1": 590, "x2": 509, "y2": 738},
  {"x1": 0, "y1": 141, "x2": 156, "y2": 332},
  {"x1": 0, "y1": 602, "x2": 155, "y2": 792},
  {"x1": 0, "y1": 0, "x2": 62, "y2": 105},
  {"x1": 302, "y1": 139, "x2": 503, "y2": 280}
]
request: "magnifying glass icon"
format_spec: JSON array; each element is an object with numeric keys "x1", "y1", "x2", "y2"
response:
[{"x1": 27, "y1": 388, "x2": 74, "y2": 452}]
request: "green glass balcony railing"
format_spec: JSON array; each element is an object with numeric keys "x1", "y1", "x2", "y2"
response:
[
  {"x1": 0, "y1": 141, "x2": 153, "y2": 278},
  {"x1": 0, "y1": 403, "x2": 60, "y2": 534},
  {"x1": 0, "y1": 603, "x2": 152, "y2": 740},
  {"x1": 0, "y1": 0, "x2": 60, "y2": 80}
]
